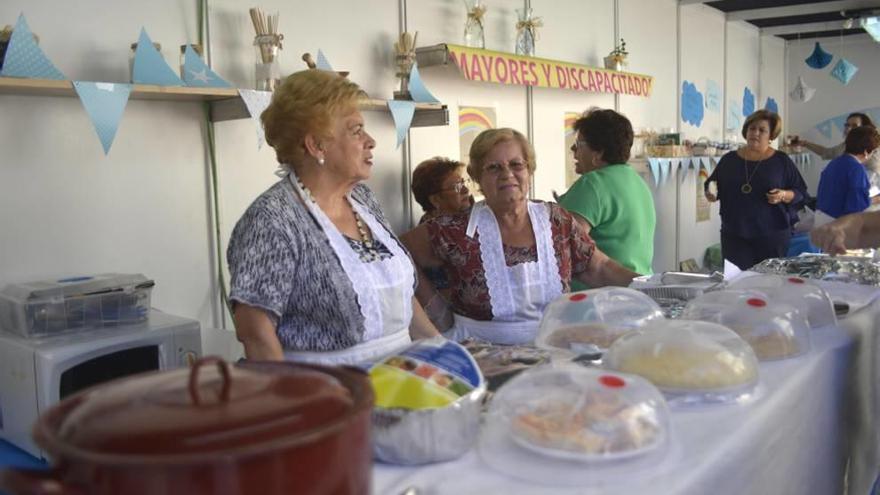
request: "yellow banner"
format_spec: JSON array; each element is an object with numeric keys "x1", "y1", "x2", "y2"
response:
[{"x1": 446, "y1": 44, "x2": 654, "y2": 98}]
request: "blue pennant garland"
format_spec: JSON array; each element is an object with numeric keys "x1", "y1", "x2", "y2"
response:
[
  {"x1": 388, "y1": 100, "x2": 416, "y2": 148},
  {"x1": 132, "y1": 28, "x2": 183, "y2": 86},
  {"x1": 648, "y1": 158, "x2": 660, "y2": 187},
  {"x1": 0, "y1": 13, "x2": 65, "y2": 80},
  {"x1": 315, "y1": 50, "x2": 334, "y2": 71},
  {"x1": 182, "y1": 45, "x2": 230, "y2": 87},
  {"x1": 72, "y1": 82, "x2": 132, "y2": 155},
  {"x1": 804, "y1": 42, "x2": 833, "y2": 69},
  {"x1": 408, "y1": 63, "x2": 439, "y2": 103}
]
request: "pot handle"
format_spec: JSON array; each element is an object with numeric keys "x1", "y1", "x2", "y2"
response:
[
  {"x1": 188, "y1": 356, "x2": 232, "y2": 405},
  {"x1": 0, "y1": 468, "x2": 87, "y2": 495}
]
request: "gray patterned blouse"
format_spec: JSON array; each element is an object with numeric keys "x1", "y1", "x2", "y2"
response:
[{"x1": 227, "y1": 179, "x2": 412, "y2": 352}]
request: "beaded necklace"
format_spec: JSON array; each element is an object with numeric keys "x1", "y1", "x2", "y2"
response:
[{"x1": 295, "y1": 174, "x2": 381, "y2": 261}]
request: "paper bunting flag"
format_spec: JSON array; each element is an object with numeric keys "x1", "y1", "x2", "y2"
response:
[
  {"x1": 73, "y1": 82, "x2": 132, "y2": 155},
  {"x1": 0, "y1": 14, "x2": 65, "y2": 80},
  {"x1": 132, "y1": 28, "x2": 183, "y2": 86},
  {"x1": 659, "y1": 159, "x2": 671, "y2": 184},
  {"x1": 764, "y1": 97, "x2": 779, "y2": 114},
  {"x1": 742, "y1": 87, "x2": 755, "y2": 117},
  {"x1": 727, "y1": 101, "x2": 742, "y2": 131},
  {"x1": 648, "y1": 158, "x2": 660, "y2": 187},
  {"x1": 407, "y1": 63, "x2": 439, "y2": 104},
  {"x1": 182, "y1": 45, "x2": 230, "y2": 87},
  {"x1": 388, "y1": 100, "x2": 416, "y2": 148},
  {"x1": 789, "y1": 76, "x2": 816, "y2": 103},
  {"x1": 815, "y1": 120, "x2": 833, "y2": 140},
  {"x1": 831, "y1": 115, "x2": 848, "y2": 135},
  {"x1": 805, "y1": 42, "x2": 833, "y2": 69},
  {"x1": 830, "y1": 58, "x2": 858, "y2": 85},
  {"x1": 238, "y1": 89, "x2": 273, "y2": 148},
  {"x1": 315, "y1": 50, "x2": 334, "y2": 71},
  {"x1": 677, "y1": 159, "x2": 692, "y2": 184}
]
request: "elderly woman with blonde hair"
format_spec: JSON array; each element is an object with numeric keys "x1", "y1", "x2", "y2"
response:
[
  {"x1": 705, "y1": 109, "x2": 808, "y2": 270},
  {"x1": 227, "y1": 70, "x2": 438, "y2": 364},
  {"x1": 403, "y1": 128, "x2": 638, "y2": 344}
]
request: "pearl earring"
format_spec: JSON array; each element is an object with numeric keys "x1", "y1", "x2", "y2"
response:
[{"x1": 318, "y1": 157, "x2": 325, "y2": 166}]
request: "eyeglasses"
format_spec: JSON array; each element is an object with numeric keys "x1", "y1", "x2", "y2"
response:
[
  {"x1": 484, "y1": 160, "x2": 528, "y2": 176},
  {"x1": 439, "y1": 179, "x2": 468, "y2": 194}
]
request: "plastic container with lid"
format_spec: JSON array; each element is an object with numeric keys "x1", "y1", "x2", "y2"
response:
[
  {"x1": 728, "y1": 274, "x2": 837, "y2": 328},
  {"x1": 0, "y1": 273, "x2": 154, "y2": 338},
  {"x1": 604, "y1": 320, "x2": 760, "y2": 406},
  {"x1": 681, "y1": 290, "x2": 811, "y2": 361},
  {"x1": 478, "y1": 365, "x2": 670, "y2": 485},
  {"x1": 535, "y1": 287, "x2": 664, "y2": 355}
]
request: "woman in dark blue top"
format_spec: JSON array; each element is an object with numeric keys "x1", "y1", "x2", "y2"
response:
[
  {"x1": 705, "y1": 110, "x2": 808, "y2": 270},
  {"x1": 816, "y1": 125, "x2": 880, "y2": 219}
]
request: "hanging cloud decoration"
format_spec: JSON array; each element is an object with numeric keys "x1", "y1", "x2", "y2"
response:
[
  {"x1": 805, "y1": 42, "x2": 833, "y2": 69},
  {"x1": 830, "y1": 58, "x2": 858, "y2": 85},
  {"x1": 681, "y1": 81, "x2": 704, "y2": 127},
  {"x1": 742, "y1": 87, "x2": 755, "y2": 117},
  {"x1": 789, "y1": 76, "x2": 816, "y2": 103}
]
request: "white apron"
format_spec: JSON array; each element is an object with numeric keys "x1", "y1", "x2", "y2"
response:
[
  {"x1": 446, "y1": 201, "x2": 563, "y2": 345},
  {"x1": 285, "y1": 173, "x2": 415, "y2": 365}
]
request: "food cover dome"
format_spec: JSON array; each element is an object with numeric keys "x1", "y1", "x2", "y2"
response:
[
  {"x1": 728, "y1": 274, "x2": 837, "y2": 328},
  {"x1": 681, "y1": 290, "x2": 811, "y2": 361},
  {"x1": 604, "y1": 320, "x2": 759, "y2": 405},
  {"x1": 486, "y1": 366, "x2": 669, "y2": 462},
  {"x1": 536, "y1": 288, "x2": 664, "y2": 354}
]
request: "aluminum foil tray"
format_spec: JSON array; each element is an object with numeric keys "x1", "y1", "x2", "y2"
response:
[{"x1": 752, "y1": 256, "x2": 880, "y2": 287}]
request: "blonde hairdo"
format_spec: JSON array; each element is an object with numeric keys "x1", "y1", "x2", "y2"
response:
[
  {"x1": 261, "y1": 70, "x2": 366, "y2": 165},
  {"x1": 466, "y1": 128, "x2": 536, "y2": 183},
  {"x1": 742, "y1": 109, "x2": 783, "y2": 141}
]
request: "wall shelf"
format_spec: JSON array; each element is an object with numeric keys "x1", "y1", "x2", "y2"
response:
[{"x1": 0, "y1": 77, "x2": 450, "y2": 127}]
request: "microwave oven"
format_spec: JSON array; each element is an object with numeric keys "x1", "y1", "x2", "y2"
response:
[{"x1": 0, "y1": 310, "x2": 201, "y2": 457}]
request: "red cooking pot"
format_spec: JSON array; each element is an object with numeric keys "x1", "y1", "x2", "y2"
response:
[{"x1": 0, "y1": 357, "x2": 373, "y2": 495}]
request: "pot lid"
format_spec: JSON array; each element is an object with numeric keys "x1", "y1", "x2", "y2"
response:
[{"x1": 50, "y1": 357, "x2": 370, "y2": 457}]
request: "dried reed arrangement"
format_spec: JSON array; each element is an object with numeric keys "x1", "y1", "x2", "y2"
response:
[
  {"x1": 393, "y1": 31, "x2": 418, "y2": 99},
  {"x1": 249, "y1": 7, "x2": 282, "y2": 63}
]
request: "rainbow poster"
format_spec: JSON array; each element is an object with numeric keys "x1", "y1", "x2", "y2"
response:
[
  {"x1": 564, "y1": 112, "x2": 580, "y2": 188},
  {"x1": 458, "y1": 106, "x2": 496, "y2": 165}
]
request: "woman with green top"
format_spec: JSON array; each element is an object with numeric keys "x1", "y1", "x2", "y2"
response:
[{"x1": 558, "y1": 108, "x2": 656, "y2": 290}]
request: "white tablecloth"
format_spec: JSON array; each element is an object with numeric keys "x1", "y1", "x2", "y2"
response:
[{"x1": 374, "y1": 325, "x2": 855, "y2": 495}]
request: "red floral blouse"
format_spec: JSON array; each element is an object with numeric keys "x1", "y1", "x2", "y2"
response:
[{"x1": 424, "y1": 202, "x2": 596, "y2": 321}]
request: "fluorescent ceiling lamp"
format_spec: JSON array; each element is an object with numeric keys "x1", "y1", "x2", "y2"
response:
[{"x1": 862, "y1": 16, "x2": 880, "y2": 42}]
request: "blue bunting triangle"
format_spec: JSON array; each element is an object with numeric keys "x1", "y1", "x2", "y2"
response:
[
  {"x1": 659, "y1": 159, "x2": 670, "y2": 184},
  {"x1": 182, "y1": 45, "x2": 230, "y2": 87},
  {"x1": 648, "y1": 158, "x2": 660, "y2": 187},
  {"x1": 132, "y1": 28, "x2": 183, "y2": 86},
  {"x1": 315, "y1": 50, "x2": 334, "y2": 71},
  {"x1": 72, "y1": 82, "x2": 132, "y2": 155},
  {"x1": 0, "y1": 14, "x2": 65, "y2": 80},
  {"x1": 387, "y1": 100, "x2": 416, "y2": 148},
  {"x1": 407, "y1": 63, "x2": 439, "y2": 103},
  {"x1": 816, "y1": 120, "x2": 833, "y2": 140},
  {"x1": 804, "y1": 42, "x2": 833, "y2": 69},
  {"x1": 830, "y1": 58, "x2": 858, "y2": 85}
]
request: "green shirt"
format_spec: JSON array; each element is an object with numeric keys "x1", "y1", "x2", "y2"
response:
[{"x1": 559, "y1": 164, "x2": 655, "y2": 290}]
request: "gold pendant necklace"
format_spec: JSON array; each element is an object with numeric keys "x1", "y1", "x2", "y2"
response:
[{"x1": 742, "y1": 157, "x2": 762, "y2": 194}]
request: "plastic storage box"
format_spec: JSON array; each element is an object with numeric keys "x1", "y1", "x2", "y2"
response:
[
  {"x1": 535, "y1": 287, "x2": 664, "y2": 355},
  {"x1": 604, "y1": 319, "x2": 759, "y2": 406},
  {"x1": 0, "y1": 274, "x2": 154, "y2": 338}
]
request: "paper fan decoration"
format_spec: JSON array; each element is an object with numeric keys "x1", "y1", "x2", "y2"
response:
[
  {"x1": 830, "y1": 58, "x2": 858, "y2": 85},
  {"x1": 804, "y1": 42, "x2": 833, "y2": 69},
  {"x1": 789, "y1": 76, "x2": 816, "y2": 103}
]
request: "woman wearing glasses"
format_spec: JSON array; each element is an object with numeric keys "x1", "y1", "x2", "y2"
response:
[
  {"x1": 704, "y1": 110, "x2": 808, "y2": 270},
  {"x1": 402, "y1": 128, "x2": 638, "y2": 344},
  {"x1": 558, "y1": 108, "x2": 656, "y2": 290},
  {"x1": 411, "y1": 157, "x2": 474, "y2": 224}
]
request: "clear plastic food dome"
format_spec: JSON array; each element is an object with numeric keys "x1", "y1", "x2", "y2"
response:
[
  {"x1": 486, "y1": 366, "x2": 669, "y2": 462},
  {"x1": 728, "y1": 274, "x2": 837, "y2": 328},
  {"x1": 536, "y1": 288, "x2": 664, "y2": 355},
  {"x1": 681, "y1": 290, "x2": 812, "y2": 361},
  {"x1": 604, "y1": 320, "x2": 759, "y2": 405}
]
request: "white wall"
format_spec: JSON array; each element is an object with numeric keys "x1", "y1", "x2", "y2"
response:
[
  {"x1": 785, "y1": 34, "x2": 880, "y2": 194},
  {"x1": 0, "y1": 0, "x2": 788, "y2": 337}
]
